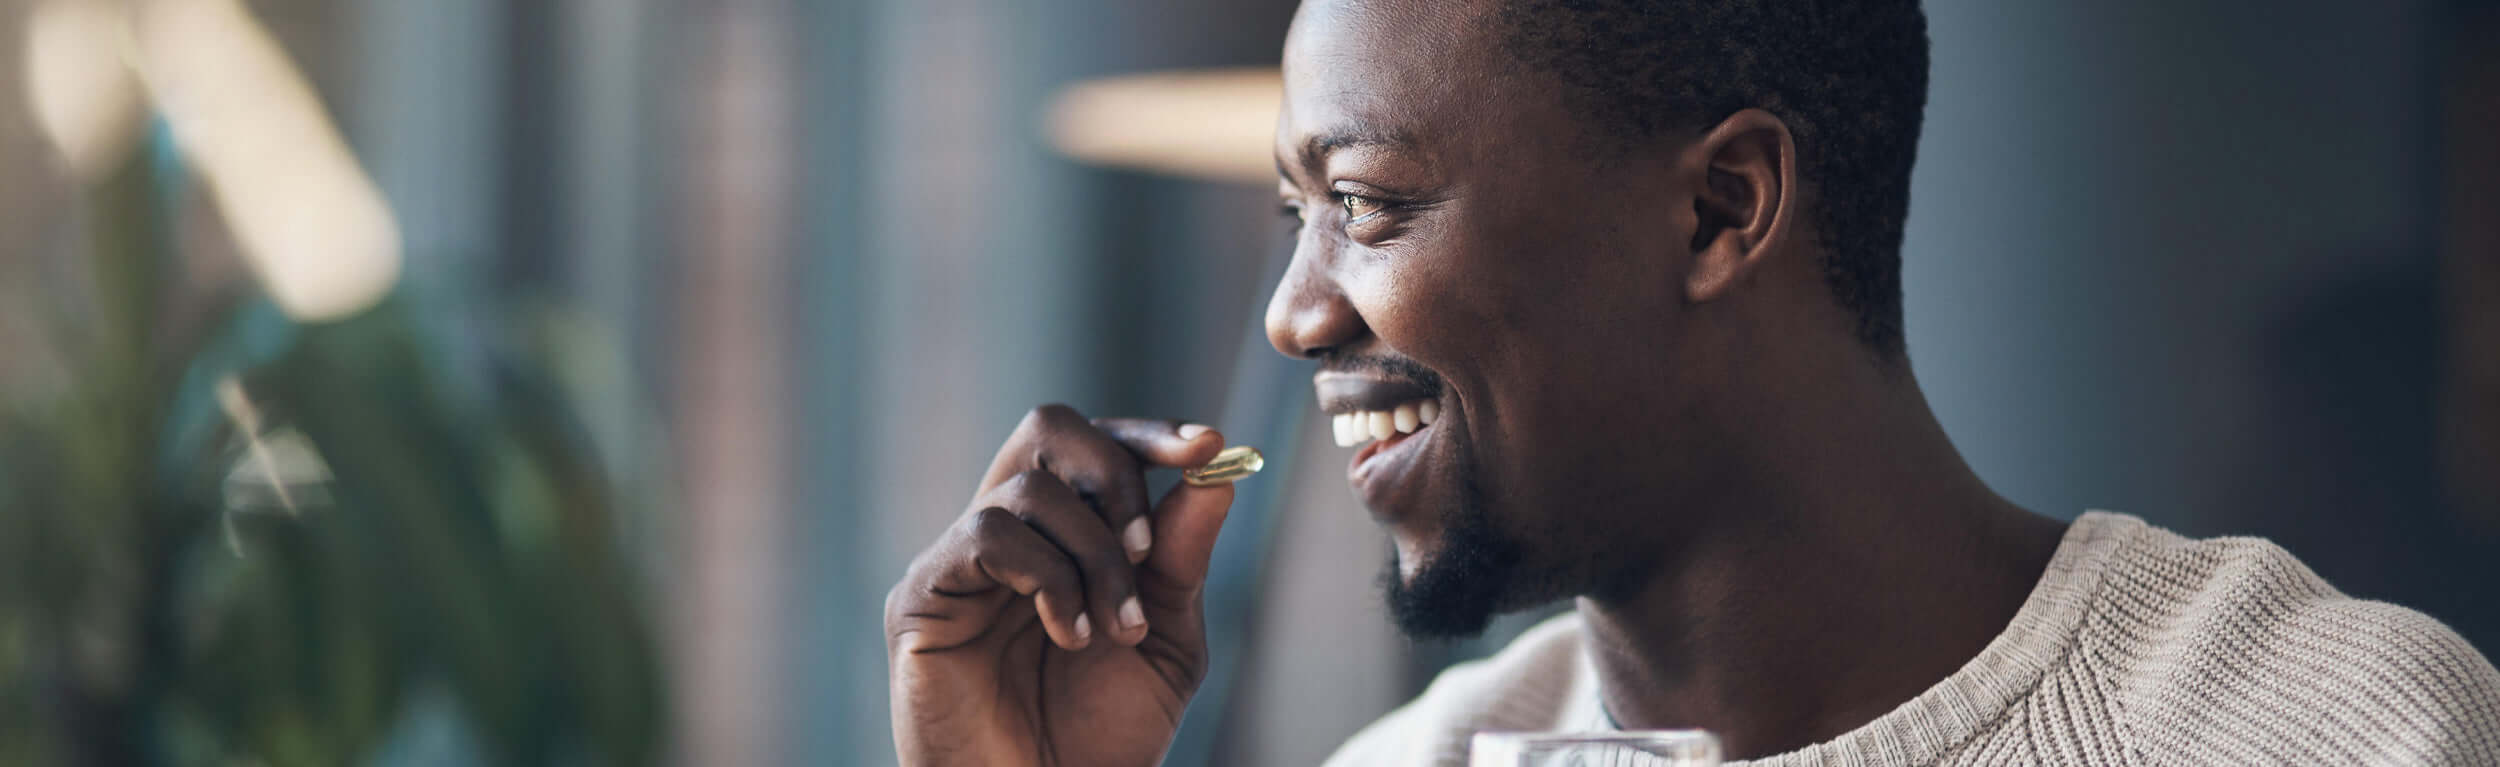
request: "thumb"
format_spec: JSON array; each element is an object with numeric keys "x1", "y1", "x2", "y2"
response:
[{"x1": 1137, "y1": 479, "x2": 1234, "y2": 606}]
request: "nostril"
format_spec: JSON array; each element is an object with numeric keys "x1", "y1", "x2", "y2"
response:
[{"x1": 1265, "y1": 256, "x2": 1367, "y2": 360}]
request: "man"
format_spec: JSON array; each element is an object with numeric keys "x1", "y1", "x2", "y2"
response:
[{"x1": 885, "y1": 0, "x2": 2500, "y2": 763}]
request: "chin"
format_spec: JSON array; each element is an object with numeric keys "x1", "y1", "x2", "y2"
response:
[{"x1": 1377, "y1": 490, "x2": 1530, "y2": 639}]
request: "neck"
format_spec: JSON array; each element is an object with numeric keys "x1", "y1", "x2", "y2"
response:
[{"x1": 1578, "y1": 355, "x2": 2067, "y2": 759}]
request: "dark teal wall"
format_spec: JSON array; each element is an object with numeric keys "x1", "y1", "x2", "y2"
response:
[{"x1": 1909, "y1": 0, "x2": 2498, "y2": 647}]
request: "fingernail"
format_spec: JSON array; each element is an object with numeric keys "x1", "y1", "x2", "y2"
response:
[
  {"x1": 1119, "y1": 596, "x2": 1145, "y2": 631},
  {"x1": 1073, "y1": 613, "x2": 1093, "y2": 643},
  {"x1": 1123, "y1": 516, "x2": 1153, "y2": 557},
  {"x1": 1176, "y1": 423, "x2": 1212, "y2": 441}
]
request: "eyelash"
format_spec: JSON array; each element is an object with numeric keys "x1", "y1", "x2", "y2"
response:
[
  {"x1": 1280, "y1": 195, "x2": 1392, "y2": 221},
  {"x1": 1338, "y1": 193, "x2": 1386, "y2": 223},
  {"x1": 1279, "y1": 192, "x2": 1400, "y2": 240}
]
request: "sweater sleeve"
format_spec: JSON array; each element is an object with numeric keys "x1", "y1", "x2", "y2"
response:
[
  {"x1": 2387, "y1": 613, "x2": 2500, "y2": 765},
  {"x1": 2105, "y1": 534, "x2": 2500, "y2": 766},
  {"x1": 2260, "y1": 600, "x2": 2500, "y2": 766}
]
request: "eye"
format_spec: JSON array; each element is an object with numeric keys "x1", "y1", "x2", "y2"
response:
[
  {"x1": 1340, "y1": 193, "x2": 1385, "y2": 222},
  {"x1": 1280, "y1": 203, "x2": 1307, "y2": 229}
]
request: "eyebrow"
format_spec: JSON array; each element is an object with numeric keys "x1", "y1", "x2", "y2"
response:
[{"x1": 1277, "y1": 124, "x2": 1420, "y2": 181}]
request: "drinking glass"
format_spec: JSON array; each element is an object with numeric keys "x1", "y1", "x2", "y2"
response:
[{"x1": 1468, "y1": 730, "x2": 1722, "y2": 767}]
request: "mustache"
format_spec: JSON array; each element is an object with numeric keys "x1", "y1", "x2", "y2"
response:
[{"x1": 1317, "y1": 350, "x2": 1446, "y2": 392}]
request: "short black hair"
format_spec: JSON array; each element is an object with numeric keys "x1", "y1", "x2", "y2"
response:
[{"x1": 1501, "y1": 0, "x2": 1930, "y2": 357}]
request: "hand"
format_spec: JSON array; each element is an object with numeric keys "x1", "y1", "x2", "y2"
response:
[{"x1": 887, "y1": 404, "x2": 1236, "y2": 767}]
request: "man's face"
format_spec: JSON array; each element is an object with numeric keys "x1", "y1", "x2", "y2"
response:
[{"x1": 1268, "y1": 0, "x2": 1716, "y2": 637}]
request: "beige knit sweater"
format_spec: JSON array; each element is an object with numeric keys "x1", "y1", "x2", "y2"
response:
[{"x1": 1322, "y1": 512, "x2": 2500, "y2": 766}]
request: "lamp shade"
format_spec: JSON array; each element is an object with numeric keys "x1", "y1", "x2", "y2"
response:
[{"x1": 1045, "y1": 67, "x2": 1281, "y2": 186}]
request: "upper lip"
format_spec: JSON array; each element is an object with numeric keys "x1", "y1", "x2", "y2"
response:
[{"x1": 1314, "y1": 371, "x2": 1440, "y2": 416}]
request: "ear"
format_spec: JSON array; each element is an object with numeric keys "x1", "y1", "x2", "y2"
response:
[{"x1": 1683, "y1": 108, "x2": 1797, "y2": 303}]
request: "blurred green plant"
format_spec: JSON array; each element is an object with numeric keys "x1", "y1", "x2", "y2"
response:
[{"x1": 0, "y1": 138, "x2": 666, "y2": 765}]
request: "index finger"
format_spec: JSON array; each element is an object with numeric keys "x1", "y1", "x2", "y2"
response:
[
  {"x1": 1091, "y1": 418, "x2": 1226, "y2": 468},
  {"x1": 986, "y1": 406, "x2": 1155, "y2": 563}
]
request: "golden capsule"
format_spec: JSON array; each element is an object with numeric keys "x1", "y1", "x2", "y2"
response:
[{"x1": 1182, "y1": 445, "x2": 1264, "y2": 486}]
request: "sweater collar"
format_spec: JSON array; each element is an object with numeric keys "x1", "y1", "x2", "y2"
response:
[{"x1": 1577, "y1": 512, "x2": 2145, "y2": 766}]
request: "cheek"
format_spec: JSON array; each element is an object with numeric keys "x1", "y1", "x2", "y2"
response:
[
  {"x1": 1389, "y1": 224, "x2": 1667, "y2": 388},
  {"x1": 1335, "y1": 241, "x2": 1479, "y2": 360},
  {"x1": 1428, "y1": 235, "x2": 1681, "y2": 493},
  {"x1": 1344, "y1": 208, "x2": 1681, "y2": 482}
]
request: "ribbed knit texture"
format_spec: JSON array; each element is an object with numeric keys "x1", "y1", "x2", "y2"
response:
[{"x1": 1322, "y1": 512, "x2": 2500, "y2": 766}]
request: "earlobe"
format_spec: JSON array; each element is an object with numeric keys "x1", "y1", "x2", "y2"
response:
[{"x1": 1682, "y1": 108, "x2": 1795, "y2": 303}]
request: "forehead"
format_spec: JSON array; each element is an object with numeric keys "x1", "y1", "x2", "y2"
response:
[{"x1": 1276, "y1": 0, "x2": 1521, "y2": 169}]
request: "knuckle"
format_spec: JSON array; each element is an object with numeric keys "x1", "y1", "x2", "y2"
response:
[
  {"x1": 965, "y1": 506, "x2": 1017, "y2": 541},
  {"x1": 1019, "y1": 403, "x2": 1080, "y2": 435},
  {"x1": 1056, "y1": 445, "x2": 1132, "y2": 487},
  {"x1": 1008, "y1": 468, "x2": 1069, "y2": 500}
]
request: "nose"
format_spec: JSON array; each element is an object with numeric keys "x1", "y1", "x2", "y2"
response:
[{"x1": 1264, "y1": 234, "x2": 1365, "y2": 360}]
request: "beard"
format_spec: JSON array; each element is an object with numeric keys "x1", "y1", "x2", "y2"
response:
[{"x1": 1380, "y1": 471, "x2": 1525, "y2": 639}]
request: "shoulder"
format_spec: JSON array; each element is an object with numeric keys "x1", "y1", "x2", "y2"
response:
[
  {"x1": 1323, "y1": 612, "x2": 1593, "y2": 767},
  {"x1": 2083, "y1": 514, "x2": 2500, "y2": 765}
]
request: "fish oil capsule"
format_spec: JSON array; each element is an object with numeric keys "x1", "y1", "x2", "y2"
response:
[{"x1": 1182, "y1": 445, "x2": 1264, "y2": 486}]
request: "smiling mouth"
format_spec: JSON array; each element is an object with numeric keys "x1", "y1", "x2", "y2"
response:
[
  {"x1": 1313, "y1": 367, "x2": 1445, "y2": 479},
  {"x1": 1338, "y1": 399, "x2": 1436, "y2": 474},
  {"x1": 1331, "y1": 399, "x2": 1439, "y2": 448}
]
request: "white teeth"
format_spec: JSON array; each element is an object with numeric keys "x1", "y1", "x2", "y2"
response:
[{"x1": 1334, "y1": 400, "x2": 1440, "y2": 448}]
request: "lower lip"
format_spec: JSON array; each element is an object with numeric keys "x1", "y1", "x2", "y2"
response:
[{"x1": 1349, "y1": 421, "x2": 1434, "y2": 512}]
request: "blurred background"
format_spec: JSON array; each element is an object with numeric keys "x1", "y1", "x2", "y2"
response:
[{"x1": 1, "y1": 0, "x2": 2495, "y2": 765}]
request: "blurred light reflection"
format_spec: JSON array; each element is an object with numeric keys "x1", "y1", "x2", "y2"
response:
[
  {"x1": 22, "y1": 0, "x2": 141, "y2": 181},
  {"x1": 1046, "y1": 67, "x2": 1280, "y2": 185},
  {"x1": 131, "y1": 0, "x2": 399, "y2": 323}
]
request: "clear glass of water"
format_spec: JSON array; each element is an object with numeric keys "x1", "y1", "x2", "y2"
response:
[{"x1": 1469, "y1": 730, "x2": 1722, "y2": 767}]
